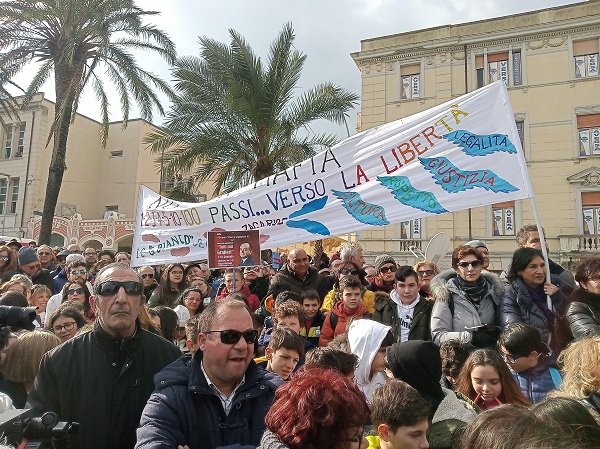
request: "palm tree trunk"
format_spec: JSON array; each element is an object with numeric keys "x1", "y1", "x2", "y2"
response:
[{"x1": 38, "y1": 66, "x2": 79, "y2": 245}]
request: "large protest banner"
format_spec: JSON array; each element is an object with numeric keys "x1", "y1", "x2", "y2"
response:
[{"x1": 131, "y1": 81, "x2": 534, "y2": 267}]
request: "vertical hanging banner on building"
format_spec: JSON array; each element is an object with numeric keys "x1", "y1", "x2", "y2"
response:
[
  {"x1": 131, "y1": 81, "x2": 534, "y2": 267},
  {"x1": 583, "y1": 208, "x2": 593, "y2": 235}
]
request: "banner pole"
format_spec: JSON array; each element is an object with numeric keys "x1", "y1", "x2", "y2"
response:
[{"x1": 529, "y1": 195, "x2": 553, "y2": 310}]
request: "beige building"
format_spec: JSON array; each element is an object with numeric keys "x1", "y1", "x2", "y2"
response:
[
  {"x1": 0, "y1": 93, "x2": 211, "y2": 250},
  {"x1": 351, "y1": 1, "x2": 600, "y2": 271}
]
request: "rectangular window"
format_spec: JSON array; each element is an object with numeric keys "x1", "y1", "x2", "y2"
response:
[
  {"x1": 401, "y1": 64, "x2": 420, "y2": 99},
  {"x1": 574, "y1": 39, "x2": 599, "y2": 79},
  {"x1": 4, "y1": 127, "x2": 13, "y2": 159},
  {"x1": 401, "y1": 218, "x2": 421, "y2": 239},
  {"x1": 488, "y1": 52, "x2": 509, "y2": 86},
  {"x1": 577, "y1": 114, "x2": 600, "y2": 156},
  {"x1": 105, "y1": 205, "x2": 118, "y2": 212},
  {"x1": 516, "y1": 121, "x2": 525, "y2": 146},
  {"x1": 9, "y1": 179, "x2": 18, "y2": 214},
  {"x1": 581, "y1": 192, "x2": 600, "y2": 235},
  {"x1": 493, "y1": 201, "x2": 515, "y2": 235},
  {"x1": 0, "y1": 180, "x2": 7, "y2": 215},
  {"x1": 15, "y1": 124, "x2": 25, "y2": 158},
  {"x1": 110, "y1": 150, "x2": 123, "y2": 157}
]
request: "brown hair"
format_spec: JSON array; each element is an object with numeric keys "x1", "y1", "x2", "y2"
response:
[
  {"x1": 273, "y1": 300, "x2": 305, "y2": 328},
  {"x1": 451, "y1": 245, "x2": 483, "y2": 269},
  {"x1": 2, "y1": 331, "x2": 60, "y2": 384}
]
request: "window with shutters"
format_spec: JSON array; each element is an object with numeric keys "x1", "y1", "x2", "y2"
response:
[
  {"x1": 573, "y1": 39, "x2": 599, "y2": 79},
  {"x1": 400, "y1": 64, "x2": 421, "y2": 99}
]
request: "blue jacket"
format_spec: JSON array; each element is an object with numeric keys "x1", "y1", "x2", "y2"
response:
[
  {"x1": 135, "y1": 352, "x2": 281, "y2": 449},
  {"x1": 52, "y1": 268, "x2": 68, "y2": 295},
  {"x1": 510, "y1": 355, "x2": 561, "y2": 404}
]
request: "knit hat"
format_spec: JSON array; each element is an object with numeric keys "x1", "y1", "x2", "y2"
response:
[
  {"x1": 173, "y1": 305, "x2": 190, "y2": 327},
  {"x1": 374, "y1": 254, "x2": 396, "y2": 273},
  {"x1": 466, "y1": 240, "x2": 487, "y2": 249},
  {"x1": 18, "y1": 246, "x2": 38, "y2": 266}
]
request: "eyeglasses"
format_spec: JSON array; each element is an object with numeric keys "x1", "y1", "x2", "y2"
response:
[
  {"x1": 457, "y1": 261, "x2": 482, "y2": 269},
  {"x1": 0, "y1": 256, "x2": 9, "y2": 261},
  {"x1": 185, "y1": 296, "x2": 202, "y2": 303},
  {"x1": 71, "y1": 269, "x2": 88, "y2": 275},
  {"x1": 417, "y1": 269, "x2": 435, "y2": 277},
  {"x1": 340, "y1": 268, "x2": 359, "y2": 275},
  {"x1": 95, "y1": 281, "x2": 143, "y2": 296},
  {"x1": 67, "y1": 288, "x2": 85, "y2": 296},
  {"x1": 205, "y1": 329, "x2": 258, "y2": 344},
  {"x1": 141, "y1": 273, "x2": 154, "y2": 279},
  {"x1": 500, "y1": 352, "x2": 525, "y2": 364},
  {"x1": 380, "y1": 265, "x2": 397, "y2": 274},
  {"x1": 342, "y1": 430, "x2": 364, "y2": 446},
  {"x1": 51, "y1": 321, "x2": 77, "y2": 333},
  {"x1": 84, "y1": 251, "x2": 97, "y2": 256},
  {"x1": 38, "y1": 251, "x2": 52, "y2": 256}
]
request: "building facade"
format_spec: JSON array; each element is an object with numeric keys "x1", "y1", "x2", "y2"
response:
[
  {"x1": 0, "y1": 93, "x2": 212, "y2": 250},
  {"x1": 351, "y1": 1, "x2": 600, "y2": 271}
]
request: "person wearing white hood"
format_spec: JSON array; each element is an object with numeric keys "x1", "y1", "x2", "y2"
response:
[{"x1": 348, "y1": 319, "x2": 394, "y2": 400}]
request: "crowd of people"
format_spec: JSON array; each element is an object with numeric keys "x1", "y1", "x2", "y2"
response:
[{"x1": 0, "y1": 224, "x2": 600, "y2": 449}]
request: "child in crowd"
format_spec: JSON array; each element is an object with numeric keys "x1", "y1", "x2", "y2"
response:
[
  {"x1": 258, "y1": 291, "x2": 301, "y2": 347},
  {"x1": 455, "y1": 348, "x2": 530, "y2": 410},
  {"x1": 319, "y1": 276, "x2": 371, "y2": 346},
  {"x1": 299, "y1": 289, "x2": 325, "y2": 347},
  {"x1": 498, "y1": 323, "x2": 561, "y2": 404},
  {"x1": 303, "y1": 347, "x2": 359, "y2": 381},
  {"x1": 369, "y1": 379, "x2": 431, "y2": 449},
  {"x1": 373, "y1": 265, "x2": 432, "y2": 343},
  {"x1": 262, "y1": 328, "x2": 305, "y2": 381},
  {"x1": 215, "y1": 268, "x2": 260, "y2": 312},
  {"x1": 348, "y1": 319, "x2": 394, "y2": 400},
  {"x1": 440, "y1": 340, "x2": 469, "y2": 389}
]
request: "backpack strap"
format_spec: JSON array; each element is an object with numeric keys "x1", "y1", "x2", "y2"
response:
[
  {"x1": 329, "y1": 311, "x2": 338, "y2": 331},
  {"x1": 549, "y1": 367, "x2": 562, "y2": 389}
]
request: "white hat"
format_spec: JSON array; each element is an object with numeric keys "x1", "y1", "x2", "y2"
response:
[{"x1": 173, "y1": 305, "x2": 190, "y2": 327}]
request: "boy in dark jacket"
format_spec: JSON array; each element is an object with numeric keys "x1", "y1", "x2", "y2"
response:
[
  {"x1": 300, "y1": 289, "x2": 326, "y2": 347},
  {"x1": 373, "y1": 266, "x2": 432, "y2": 343}
]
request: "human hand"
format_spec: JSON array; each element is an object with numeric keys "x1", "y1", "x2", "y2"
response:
[
  {"x1": 543, "y1": 282, "x2": 558, "y2": 296},
  {"x1": 177, "y1": 445, "x2": 190, "y2": 449}
]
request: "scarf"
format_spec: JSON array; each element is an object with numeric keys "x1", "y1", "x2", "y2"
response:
[
  {"x1": 524, "y1": 283, "x2": 556, "y2": 326},
  {"x1": 452, "y1": 275, "x2": 489, "y2": 303},
  {"x1": 370, "y1": 276, "x2": 395, "y2": 293}
]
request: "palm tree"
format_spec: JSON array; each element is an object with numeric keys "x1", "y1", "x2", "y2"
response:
[
  {"x1": 147, "y1": 22, "x2": 358, "y2": 196},
  {"x1": 0, "y1": 0, "x2": 176, "y2": 244}
]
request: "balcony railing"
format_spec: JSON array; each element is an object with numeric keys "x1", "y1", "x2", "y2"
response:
[{"x1": 559, "y1": 235, "x2": 600, "y2": 252}]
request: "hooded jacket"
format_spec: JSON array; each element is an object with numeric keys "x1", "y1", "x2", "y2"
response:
[
  {"x1": 348, "y1": 319, "x2": 391, "y2": 400},
  {"x1": 373, "y1": 291, "x2": 432, "y2": 342},
  {"x1": 136, "y1": 351, "x2": 281, "y2": 449},
  {"x1": 510, "y1": 353, "x2": 561, "y2": 404},
  {"x1": 430, "y1": 269, "x2": 503, "y2": 346},
  {"x1": 318, "y1": 300, "x2": 370, "y2": 347}
]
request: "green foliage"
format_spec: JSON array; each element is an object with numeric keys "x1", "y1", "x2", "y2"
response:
[{"x1": 147, "y1": 22, "x2": 358, "y2": 196}]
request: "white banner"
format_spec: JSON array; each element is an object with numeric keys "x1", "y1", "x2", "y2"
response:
[
  {"x1": 588, "y1": 54, "x2": 598, "y2": 77},
  {"x1": 504, "y1": 207, "x2": 515, "y2": 235},
  {"x1": 493, "y1": 208, "x2": 504, "y2": 236},
  {"x1": 583, "y1": 208, "x2": 593, "y2": 235},
  {"x1": 131, "y1": 81, "x2": 534, "y2": 266},
  {"x1": 580, "y1": 129, "x2": 591, "y2": 156}
]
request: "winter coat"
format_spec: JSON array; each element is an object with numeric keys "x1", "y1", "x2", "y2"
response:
[
  {"x1": 2, "y1": 267, "x2": 54, "y2": 290},
  {"x1": 216, "y1": 283, "x2": 261, "y2": 312},
  {"x1": 430, "y1": 270, "x2": 503, "y2": 346},
  {"x1": 500, "y1": 276, "x2": 570, "y2": 350},
  {"x1": 348, "y1": 319, "x2": 392, "y2": 401},
  {"x1": 300, "y1": 310, "x2": 326, "y2": 347},
  {"x1": 147, "y1": 286, "x2": 181, "y2": 308},
  {"x1": 321, "y1": 285, "x2": 375, "y2": 313},
  {"x1": 26, "y1": 322, "x2": 181, "y2": 449},
  {"x1": 566, "y1": 289, "x2": 600, "y2": 339},
  {"x1": 262, "y1": 264, "x2": 326, "y2": 306},
  {"x1": 510, "y1": 356, "x2": 561, "y2": 404},
  {"x1": 52, "y1": 268, "x2": 68, "y2": 295},
  {"x1": 428, "y1": 388, "x2": 479, "y2": 449},
  {"x1": 135, "y1": 351, "x2": 281, "y2": 449},
  {"x1": 258, "y1": 429, "x2": 290, "y2": 449},
  {"x1": 318, "y1": 301, "x2": 370, "y2": 347},
  {"x1": 373, "y1": 291, "x2": 432, "y2": 342}
]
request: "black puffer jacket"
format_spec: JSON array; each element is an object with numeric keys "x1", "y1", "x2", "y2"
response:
[
  {"x1": 566, "y1": 289, "x2": 600, "y2": 339},
  {"x1": 26, "y1": 322, "x2": 181, "y2": 449}
]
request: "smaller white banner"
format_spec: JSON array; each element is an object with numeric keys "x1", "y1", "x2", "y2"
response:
[
  {"x1": 580, "y1": 129, "x2": 591, "y2": 156},
  {"x1": 583, "y1": 208, "x2": 593, "y2": 235},
  {"x1": 504, "y1": 207, "x2": 515, "y2": 235},
  {"x1": 493, "y1": 208, "x2": 504, "y2": 236}
]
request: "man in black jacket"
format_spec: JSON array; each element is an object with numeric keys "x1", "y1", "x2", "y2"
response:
[
  {"x1": 1, "y1": 246, "x2": 54, "y2": 290},
  {"x1": 26, "y1": 264, "x2": 181, "y2": 449}
]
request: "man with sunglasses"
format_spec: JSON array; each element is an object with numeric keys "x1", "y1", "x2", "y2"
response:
[
  {"x1": 37, "y1": 244, "x2": 57, "y2": 272},
  {"x1": 137, "y1": 298, "x2": 281, "y2": 449},
  {"x1": 27, "y1": 264, "x2": 181, "y2": 449},
  {"x1": 1, "y1": 245, "x2": 54, "y2": 290}
]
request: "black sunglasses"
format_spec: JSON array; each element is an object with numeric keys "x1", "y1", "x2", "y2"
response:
[
  {"x1": 205, "y1": 329, "x2": 258, "y2": 344},
  {"x1": 380, "y1": 265, "x2": 397, "y2": 274},
  {"x1": 67, "y1": 288, "x2": 85, "y2": 295},
  {"x1": 95, "y1": 281, "x2": 143, "y2": 296},
  {"x1": 457, "y1": 260, "x2": 482, "y2": 269},
  {"x1": 417, "y1": 269, "x2": 435, "y2": 276},
  {"x1": 340, "y1": 268, "x2": 359, "y2": 275},
  {"x1": 141, "y1": 273, "x2": 154, "y2": 279}
]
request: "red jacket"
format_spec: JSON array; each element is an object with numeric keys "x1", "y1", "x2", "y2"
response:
[
  {"x1": 216, "y1": 283, "x2": 261, "y2": 312},
  {"x1": 318, "y1": 301, "x2": 369, "y2": 347}
]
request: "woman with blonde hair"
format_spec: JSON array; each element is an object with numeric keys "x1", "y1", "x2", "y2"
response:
[
  {"x1": 551, "y1": 336, "x2": 600, "y2": 421},
  {"x1": 0, "y1": 331, "x2": 61, "y2": 408},
  {"x1": 413, "y1": 259, "x2": 441, "y2": 298},
  {"x1": 29, "y1": 284, "x2": 52, "y2": 326},
  {"x1": 0, "y1": 274, "x2": 33, "y2": 299}
]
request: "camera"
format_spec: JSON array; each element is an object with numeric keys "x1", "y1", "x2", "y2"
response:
[
  {"x1": 0, "y1": 409, "x2": 78, "y2": 449},
  {"x1": 0, "y1": 305, "x2": 37, "y2": 331}
]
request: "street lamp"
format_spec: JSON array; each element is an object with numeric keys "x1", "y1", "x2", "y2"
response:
[{"x1": 0, "y1": 172, "x2": 12, "y2": 237}]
